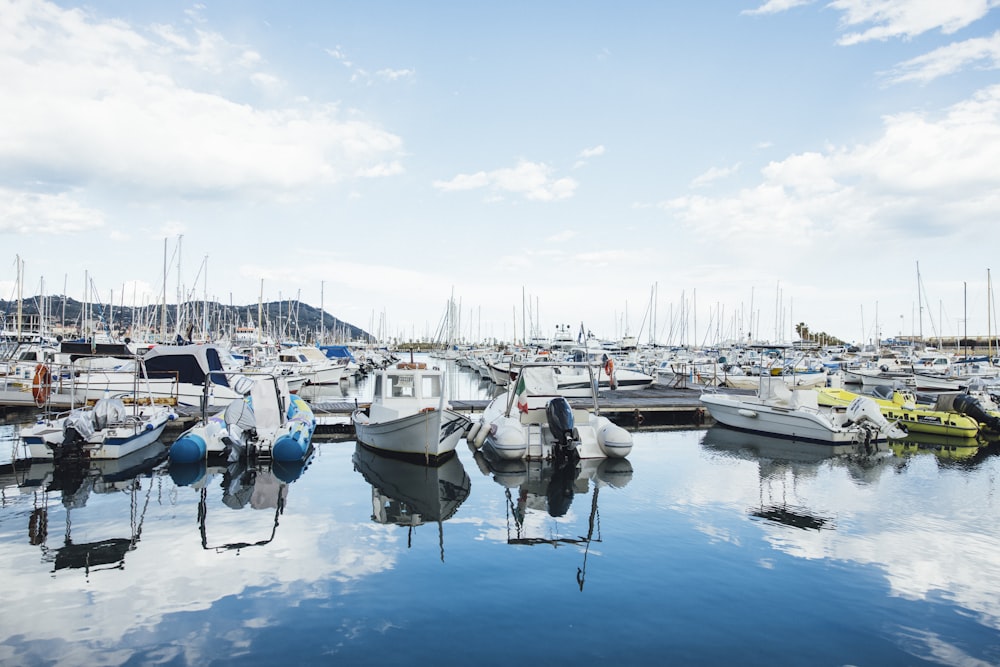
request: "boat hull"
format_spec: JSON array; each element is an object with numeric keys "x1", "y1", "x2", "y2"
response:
[
  {"x1": 700, "y1": 393, "x2": 876, "y2": 444},
  {"x1": 20, "y1": 407, "x2": 174, "y2": 460},
  {"x1": 352, "y1": 408, "x2": 469, "y2": 463},
  {"x1": 817, "y1": 388, "x2": 980, "y2": 439}
]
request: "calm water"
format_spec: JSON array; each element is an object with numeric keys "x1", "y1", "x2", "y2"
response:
[{"x1": 2, "y1": 358, "x2": 1000, "y2": 666}]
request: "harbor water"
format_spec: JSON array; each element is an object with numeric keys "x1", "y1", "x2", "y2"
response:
[{"x1": 1, "y1": 359, "x2": 999, "y2": 665}]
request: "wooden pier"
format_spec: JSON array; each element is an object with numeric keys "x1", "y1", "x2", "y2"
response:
[{"x1": 307, "y1": 384, "x2": 726, "y2": 438}]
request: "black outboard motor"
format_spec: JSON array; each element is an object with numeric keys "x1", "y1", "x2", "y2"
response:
[
  {"x1": 940, "y1": 393, "x2": 1000, "y2": 433},
  {"x1": 546, "y1": 396, "x2": 576, "y2": 447},
  {"x1": 546, "y1": 396, "x2": 579, "y2": 465}
]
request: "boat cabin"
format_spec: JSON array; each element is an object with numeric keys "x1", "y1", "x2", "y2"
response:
[{"x1": 369, "y1": 362, "x2": 445, "y2": 421}]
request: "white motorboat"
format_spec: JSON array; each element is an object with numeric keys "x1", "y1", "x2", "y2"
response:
[
  {"x1": 352, "y1": 361, "x2": 470, "y2": 463},
  {"x1": 276, "y1": 345, "x2": 346, "y2": 385},
  {"x1": 699, "y1": 377, "x2": 906, "y2": 445},
  {"x1": 20, "y1": 395, "x2": 176, "y2": 460},
  {"x1": 468, "y1": 363, "x2": 633, "y2": 462}
]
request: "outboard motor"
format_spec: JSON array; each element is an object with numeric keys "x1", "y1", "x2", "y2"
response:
[
  {"x1": 545, "y1": 396, "x2": 576, "y2": 458},
  {"x1": 546, "y1": 396, "x2": 576, "y2": 448},
  {"x1": 60, "y1": 410, "x2": 96, "y2": 456},
  {"x1": 939, "y1": 393, "x2": 1000, "y2": 433}
]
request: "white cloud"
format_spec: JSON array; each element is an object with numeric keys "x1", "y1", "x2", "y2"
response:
[
  {"x1": 376, "y1": 68, "x2": 415, "y2": 81},
  {"x1": 884, "y1": 30, "x2": 1000, "y2": 83},
  {"x1": 742, "y1": 0, "x2": 814, "y2": 16},
  {"x1": 691, "y1": 163, "x2": 741, "y2": 188},
  {"x1": 574, "y1": 145, "x2": 605, "y2": 168},
  {"x1": 547, "y1": 230, "x2": 577, "y2": 243},
  {"x1": 830, "y1": 0, "x2": 1000, "y2": 45},
  {"x1": 433, "y1": 160, "x2": 578, "y2": 201},
  {"x1": 0, "y1": 0, "x2": 404, "y2": 201},
  {"x1": 662, "y1": 84, "x2": 1000, "y2": 257},
  {"x1": 0, "y1": 187, "x2": 104, "y2": 234},
  {"x1": 578, "y1": 145, "x2": 605, "y2": 159}
]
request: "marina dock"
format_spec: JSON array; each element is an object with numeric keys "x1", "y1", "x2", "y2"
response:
[{"x1": 307, "y1": 384, "x2": 722, "y2": 438}]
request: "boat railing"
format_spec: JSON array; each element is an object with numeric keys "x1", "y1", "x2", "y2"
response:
[{"x1": 504, "y1": 362, "x2": 601, "y2": 417}]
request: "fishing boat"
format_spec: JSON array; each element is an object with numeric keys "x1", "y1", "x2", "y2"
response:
[
  {"x1": 700, "y1": 377, "x2": 906, "y2": 445},
  {"x1": 20, "y1": 395, "x2": 176, "y2": 461},
  {"x1": 352, "y1": 360, "x2": 470, "y2": 463},
  {"x1": 169, "y1": 375, "x2": 315, "y2": 464},
  {"x1": 815, "y1": 386, "x2": 989, "y2": 439},
  {"x1": 468, "y1": 363, "x2": 633, "y2": 462}
]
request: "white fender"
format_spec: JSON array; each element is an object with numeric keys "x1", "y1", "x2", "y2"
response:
[
  {"x1": 466, "y1": 420, "x2": 482, "y2": 442},
  {"x1": 472, "y1": 420, "x2": 490, "y2": 449}
]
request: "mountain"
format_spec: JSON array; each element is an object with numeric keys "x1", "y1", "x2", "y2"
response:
[{"x1": 0, "y1": 295, "x2": 372, "y2": 343}]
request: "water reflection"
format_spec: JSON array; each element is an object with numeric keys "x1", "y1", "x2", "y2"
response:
[
  {"x1": 168, "y1": 455, "x2": 312, "y2": 554},
  {"x1": 701, "y1": 424, "x2": 894, "y2": 487},
  {"x1": 352, "y1": 444, "x2": 471, "y2": 561},
  {"x1": 700, "y1": 425, "x2": 899, "y2": 532},
  {"x1": 474, "y1": 452, "x2": 633, "y2": 590},
  {"x1": 17, "y1": 442, "x2": 167, "y2": 577}
]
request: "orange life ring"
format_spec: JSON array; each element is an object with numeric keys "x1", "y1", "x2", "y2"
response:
[{"x1": 32, "y1": 363, "x2": 52, "y2": 406}]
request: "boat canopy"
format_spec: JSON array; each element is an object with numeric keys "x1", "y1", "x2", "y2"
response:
[
  {"x1": 141, "y1": 344, "x2": 231, "y2": 388},
  {"x1": 318, "y1": 345, "x2": 356, "y2": 362}
]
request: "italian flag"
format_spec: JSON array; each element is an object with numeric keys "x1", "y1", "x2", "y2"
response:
[{"x1": 515, "y1": 375, "x2": 528, "y2": 413}]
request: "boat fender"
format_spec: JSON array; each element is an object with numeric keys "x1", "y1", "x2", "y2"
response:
[
  {"x1": 170, "y1": 431, "x2": 208, "y2": 463},
  {"x1": 466, "y1": 420, "x2": 482, "y2": 442},
  {"x1": 473, "y1": 422, "x2": 491, "y2": 449}
]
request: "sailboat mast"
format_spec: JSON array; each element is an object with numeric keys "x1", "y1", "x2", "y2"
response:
[
  {"x1": 161, "y1": 238, "x2": 167, "y2": 342},
  {"x1": 916, "y1": 261, "x2": 924, "y2": 342},
  {"x1": 989, "y1": 269, "x2": 994, "y2": 366},
  {"x1": 15, "y1": 255, "x2": 23, "y2": 341}
]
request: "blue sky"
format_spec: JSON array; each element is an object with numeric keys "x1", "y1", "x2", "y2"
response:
[{"x1": 2, "y1": 0, "x2": 1000, "y2": 345}]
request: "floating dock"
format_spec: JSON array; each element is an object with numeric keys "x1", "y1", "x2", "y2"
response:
[{"x1": 308, "y1": 385, "x2": 725, "y2": 439}]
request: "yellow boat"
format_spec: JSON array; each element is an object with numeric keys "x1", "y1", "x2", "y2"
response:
[{"x1": 816, "y1": 387, "x2": 980, "y2": 439}]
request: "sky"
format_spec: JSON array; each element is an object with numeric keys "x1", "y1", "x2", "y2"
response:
[{"x1": 2, "y1": 0, "x2": 1000, "y2": 346}]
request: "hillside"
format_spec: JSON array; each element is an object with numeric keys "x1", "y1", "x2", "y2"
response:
[{"x1": 0, "y1": 295, "x2": 372, "y2": 343}]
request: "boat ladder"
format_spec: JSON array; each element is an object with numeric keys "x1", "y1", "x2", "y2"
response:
[{"x1": 527, "y1": 424, "x2": 546, "y2": 459}]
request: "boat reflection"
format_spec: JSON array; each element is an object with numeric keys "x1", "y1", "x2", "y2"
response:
[
  {"x1": 352, "y1": 444, "x2": 471, "y2": 561},
  {"x1": 700, "y1": 425, "x2": 895, "y2": 531},
  {"x1": 18, "y1": 442, "x2": 167, "y2": 577},
  {"x1": 168, "y1": 455, "x2": 312, "y2": 553},
  {"x1": 891, "y1": 431, "x2": 982, "y2": 463},
  {"x1": 474, "y1": 452, "x2": 633, "y2": 589}
]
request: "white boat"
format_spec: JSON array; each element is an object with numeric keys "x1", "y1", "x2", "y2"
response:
[
  {"x1": 20, "y1": 395, "x2": 176, "y2": 460},
  {"x1": 169, "y1": 375, "x2": 315, "y2": 463},
  {"x1": 566, "y1": 347, "x2": 655, "y2": 392},
  {"x1": 468, "y1": 363, "x2": 633, "y2": 462},
  {"x1": 276, "y1": 345, "x2": 346, "y2": 385},
  {"x1": 699, "y1": 377, "x2": 906, "y2": 445},
  {"x1": 352, "y1": 361, "x2": 470, "y2": 463},
  {"x1": 130, "y1": 343, "x2": 251, "y2": 409},
  {"x1": 721, "y1": 368, "x2": 828, "y2": 391}
]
